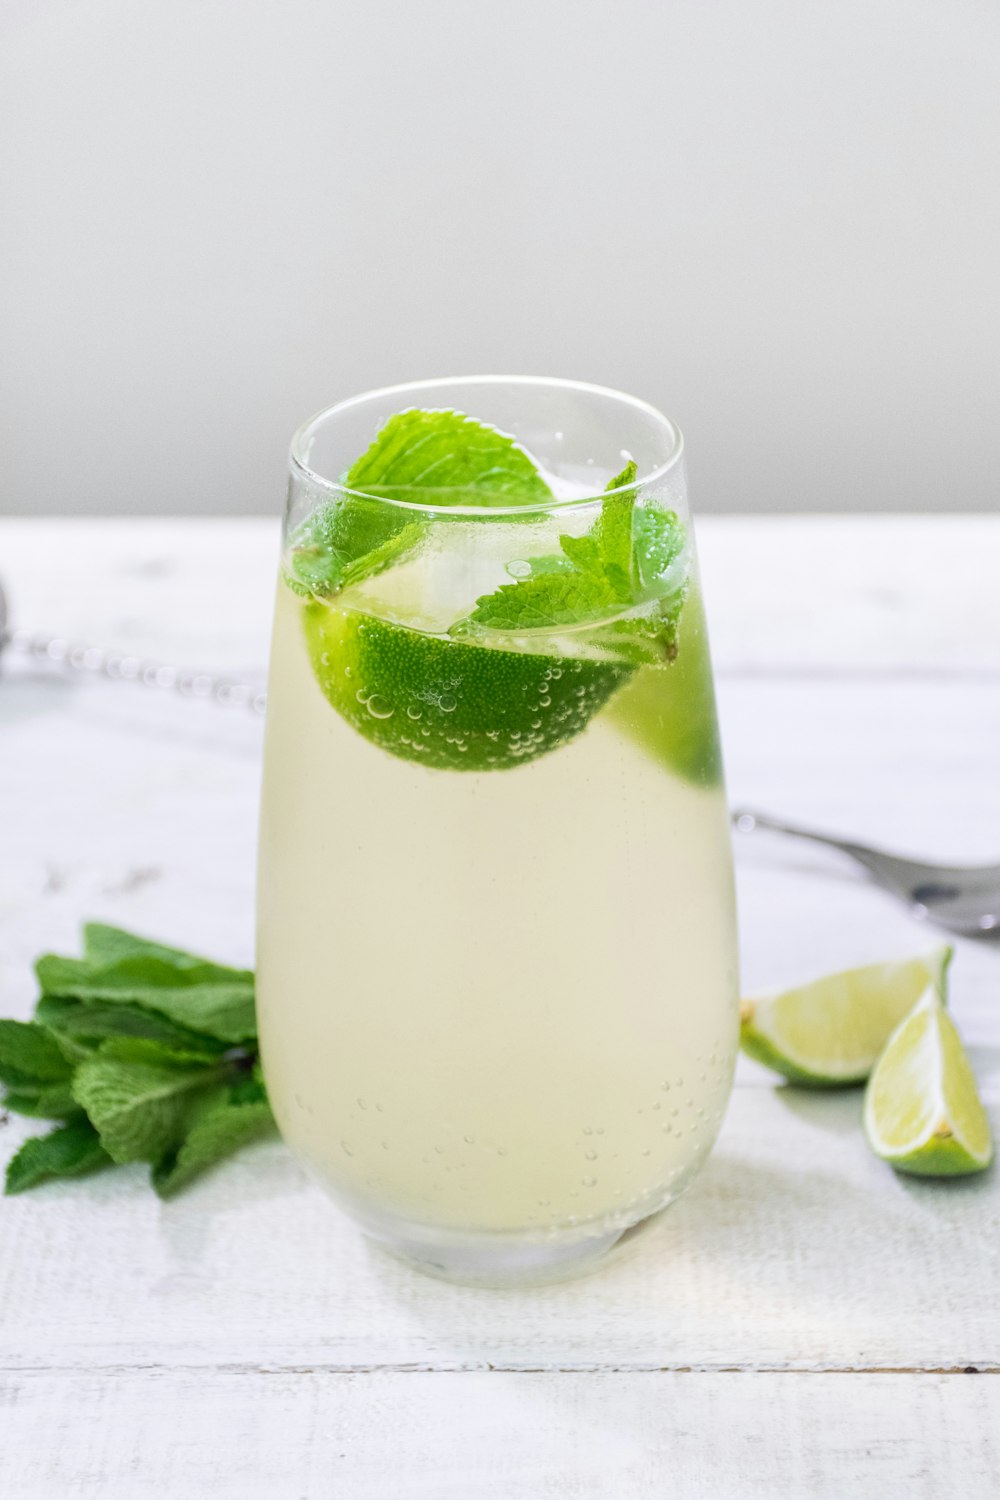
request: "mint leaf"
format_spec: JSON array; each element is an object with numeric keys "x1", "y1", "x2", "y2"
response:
[
  {"x1": 71, "y1": 1041, "x2": 222, "y2": 1164},
  {"x1": 285, "y1": 408, "x2": 554, "y2": 599},
  {"x1": 0, "y1": 1019, "x2": 86, "y2": 1124},
  {"x1": 458, "y1": 569, "x2": 622, "y2": 632},
  {"x1": 337, "y1": 521, "x2": 426, "y2": 589},
  {"x1": 586, "y1": 609, "x2": 684, "y2": 667},
  {"x1": 35, "y1": 994, "x2": 227, "y2": 1056},
  {"x1": 285, "y1": 508, "x2": 425, "y2": 600},
  {"x1": 454, "y1": 462, "x2": 688, "y2": 659},
  {"x1": 153, "y1": 1075, "x2": 276, "y2": 1197},
  {"x1": 36, "y1": 927, "x2": 255, "y2": 1044},
  {"x1": 81, "y1": 923, "x2": 252, "y2": 983},
  {"x1": 345, "y1": 409, "x2": 554, "y2": 504},
  {"x1": 3, "y1": 1083, "x2": 80, "y2": 1119},
  {"x1": 36, "y1": 954, "x2": 257, "y2": 1045},
  {"x1": 0, "y1": 1019, "x2": 74, "y2": 1085},
  {"x1": 5, "y1": 1118, "x2": 112, "y2": 1195},
  {"x1": 94, "y1": 1036, "x2": 229, "y2": 1069},
  {"x1": 632, "y1": 503, "x2": 686, "y2": 592},
  {"x1": 559, "y1": 462, "x2": 639, "y2": 593},
  {"x1": 505, "y1": 554, "x2": 575, "y2": 580}
]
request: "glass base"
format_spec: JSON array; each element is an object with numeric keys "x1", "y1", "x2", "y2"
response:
[{"x1": 354, "y1": 1203, "x2": 671, "y2": 1288}]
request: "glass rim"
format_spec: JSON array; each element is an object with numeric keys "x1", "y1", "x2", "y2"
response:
[{"x1": 288, "y1": 375, "x2": 685, "y2": 517}]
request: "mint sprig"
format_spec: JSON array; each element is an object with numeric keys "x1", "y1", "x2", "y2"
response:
[
  {"x1": 4, "y1": 1118, "x2": 111, "y2": 1195},
  {"x1": 452, "y1": 463, "x2": 689, "y2": 663},
  {"x1": 286, "y1": 408, "x2": 554, "y2": 599},
  {"x1": 1, "y1": 924, "x2": 275, "y2": 1197}
]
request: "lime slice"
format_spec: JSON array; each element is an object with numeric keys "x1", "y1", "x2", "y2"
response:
[
  {"x1": 604, "y1": 586, "x2": 722, "y2": 786},
  {"x1": 740, "y1": 946, "x2": 952, "y2": 1086},
  {"x1": 864, "y1": 989, "x2": 993, "y2": 1176},
  {"x1": 302, "y1": 602, "x2": 631, "y2": 772}
]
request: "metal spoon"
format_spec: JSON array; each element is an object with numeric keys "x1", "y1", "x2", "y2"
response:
[{"x1": 733, "y1": 809, "x2": 1000, "y2": 940}]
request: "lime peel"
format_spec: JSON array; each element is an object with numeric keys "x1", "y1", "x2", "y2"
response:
[
  {"x1": 740, "y1": 947, "x2": 952, "y2": 1087},
  {"x1": 303, "y1": 604, "x2": 630, "y2": 772}
]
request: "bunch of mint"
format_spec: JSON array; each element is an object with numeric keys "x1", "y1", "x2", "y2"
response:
[{"x1": 0, "y1": 924, "x2": 274, "y2": 1197}]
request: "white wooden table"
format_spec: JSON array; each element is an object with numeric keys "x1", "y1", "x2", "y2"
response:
[{"x1": 1, "y1": 516, "x2": 998, "y2": 1497}]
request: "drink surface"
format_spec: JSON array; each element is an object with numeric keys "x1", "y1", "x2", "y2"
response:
[{"x1": 257, "y1": 488, "x2": 739, "y2": 1239}]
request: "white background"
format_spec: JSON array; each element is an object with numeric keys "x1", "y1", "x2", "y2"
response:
[{"x1": 2, "y1": 0, "x2": 998, "y2": 517}]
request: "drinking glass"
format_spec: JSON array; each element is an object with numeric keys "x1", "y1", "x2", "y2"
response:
[{"x1": 257, "y1": 377, "x2": 739, "y2": 1284}]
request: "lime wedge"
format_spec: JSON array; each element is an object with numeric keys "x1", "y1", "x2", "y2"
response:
[
  {"x1": 864, "y1": 989, "x2": 993, "y2": 1176},
  {"x1": 740, "y1": 947, "x2": 952, "y2": 1086},
  {"x1": 603, "y1": 586, "x2": 722, "y2": 786},
  {"x1": 302, "y1": 602, "x2": 630, "y2": 772}
]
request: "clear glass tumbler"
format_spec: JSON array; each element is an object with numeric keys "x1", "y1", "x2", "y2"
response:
[{"x1": 257, "y1": 377, "x2": 739, "y2": 1284}]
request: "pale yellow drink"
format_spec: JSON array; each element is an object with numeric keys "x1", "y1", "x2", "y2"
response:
[{"x1": 258, "y1": 573, "x2": 739, "y2": 1271}]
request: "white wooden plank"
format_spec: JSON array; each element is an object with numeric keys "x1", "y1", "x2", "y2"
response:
[
  {"x1": 3, "y1": 521, "x2": 998, "y2": 1019},
  {"x1": 1, "y1": 511, "x2": 996, "y2": 1500},
  {"x1": 2, "y1": 1084, "x2": 998, "y2": 1374},
  {"x1": 1, "y1": 666, "x2": 996, "y2": 1054},
  {"x1": 0, "y1": 518, "x2": 277, "y2": 674},
  {"x1": 1, "y1": 520, "x2": 998, "y2": 1381},
  {"x1": 2, "y1": 1369, "x2": 997, "y2": 1499},
  {"x1": 697, "y1": 514, "x2": 1000, "y2": 676},
  {"x1": 719, "y1": 675, "x2": 1000, "y2": 1047},
  {"x1": 3, "y1": 515, "x2": 999, "y2": 676}
]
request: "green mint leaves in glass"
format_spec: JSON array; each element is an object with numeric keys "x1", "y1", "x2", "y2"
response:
[{"x1": 257, "y1": 378, "x2": 739, "y2": 1284}]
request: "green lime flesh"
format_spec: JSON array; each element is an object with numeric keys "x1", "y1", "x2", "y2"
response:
[{"x1": 302, "y1": 603, "x2": 632, "y2": 772}]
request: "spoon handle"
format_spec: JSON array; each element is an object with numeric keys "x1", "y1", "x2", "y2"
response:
[
  {"x1": 1, "y1": 622, "x2": 266, "y2": 716},
  {"x1": 731, "y1": 808, "x2": 888, "y2": 873}
]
